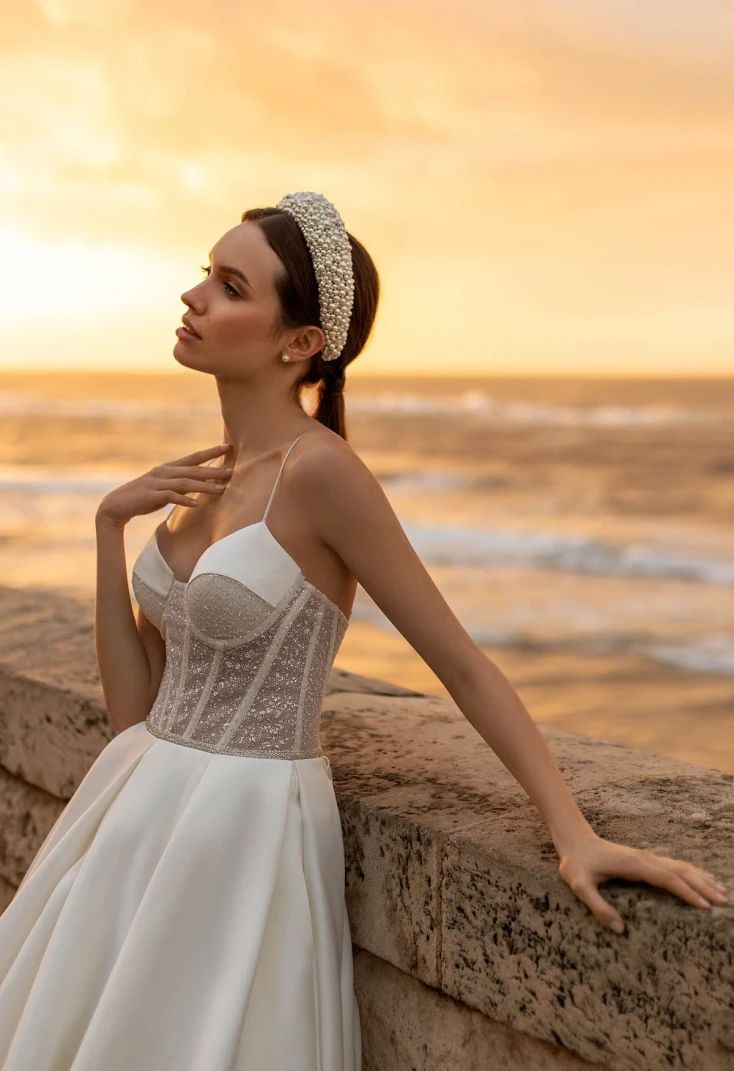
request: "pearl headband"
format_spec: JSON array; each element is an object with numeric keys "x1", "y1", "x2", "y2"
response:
[{"x1": 275, "y1": 191, "x2": 355, "y2": 362}]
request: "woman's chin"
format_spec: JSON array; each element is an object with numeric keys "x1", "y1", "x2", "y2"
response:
[{"x1": 172, "y1": 339, "x2": 204, "y2": 369}]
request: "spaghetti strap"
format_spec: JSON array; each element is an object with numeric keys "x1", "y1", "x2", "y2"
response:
[
  {"x1": 164, "y1": 434, "x2": 309, "y2": 531},
  {"x1": 262, "y1": 432, "x2": 309, "y2": 522}
]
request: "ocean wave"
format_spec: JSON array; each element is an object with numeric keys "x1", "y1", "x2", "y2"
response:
[
  {"x1": 346, "y1": 391, "x2": 723, "y2": 426},
  {"x1": 648, "y1": 634, "x2": 734, "y2": 676},
  {"x1": 0, "y1": 395, "x2": 215, "y2": 419},
  {"x1": 0, "y1": 389, "x2": 724, "y2": 426},
  {"x1": 382, "y1": 470, "x2": 475, "y2": 492},
  {"x1": 353, "y1": 600, "x2": 734, "y2": 677},
  {"x1": 467, "y1": 629, "x2": 734, "y2": 677},
  {"x1": 401, "y1": 521, "x2": 734, "y2": 585},
  {"x1": 0, "y1": 468, "x2": 127, "y2": 494},
  {"x1": 1, "y1": 467, "x2": 731, "y2": 585}
]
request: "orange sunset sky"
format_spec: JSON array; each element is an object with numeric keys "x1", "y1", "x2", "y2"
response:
[{"x1": 1, "y1": 0, "x2": 732, "y2": 377}]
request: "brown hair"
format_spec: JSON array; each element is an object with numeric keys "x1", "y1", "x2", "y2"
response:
[{"x1": 242, "y1": 206, "x2": 380, "y2": 440}]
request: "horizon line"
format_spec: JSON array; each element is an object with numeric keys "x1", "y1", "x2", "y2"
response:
[{"x1": 0, "y1": 368, "x2": 732, "y2": 382}]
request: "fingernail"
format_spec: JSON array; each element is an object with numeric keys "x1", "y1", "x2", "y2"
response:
[{"x1": 609, "y1": 920, "x2": 624, "y2": 934}]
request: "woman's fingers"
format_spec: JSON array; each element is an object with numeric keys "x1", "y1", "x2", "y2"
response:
[
  {"x1": 157, "y1": 464, "x2": 235, "y2": 479},
  {"x1": 166, "y1": 443, "x2": 232, "y2": 467},
  {"x1": 606, "y1": 854, "x2": 726, "y2": 909},
  {"x1": 667, "y1": 862, "x2": 728, "y2": 905},
  {"x1": 572, "y1": 881, "x2": 625, "y2": 933},
  {"x1": 632, "y1": 853, "x2": 728, "y2": 904},
  {"x1": 558, "y1": 843, "x2": 729, "y2": 936},
  {"x1": 163, "y1": 477, "x2": 229, "y2": 494},
  {"x1": 644, "y1": 864, "x2": 717, "y2": 908},
  {"x1": 147, "y1": 449, "x2": 235, "y2": 512}
]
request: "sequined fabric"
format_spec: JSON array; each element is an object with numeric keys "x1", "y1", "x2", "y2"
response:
[
  {"x1": 130, "y1": 432, "x2": 349, "y2": 761},
  {"x1": 0, "y1": 441, "x2": 361, "y2": 1071},
  {"x1": 133, "y1": 572, "x2": 347, "y2": 759}
]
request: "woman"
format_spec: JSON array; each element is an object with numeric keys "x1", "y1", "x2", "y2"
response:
[{"x1": 0, "y1": 191, "x2": 727, "y2": 1070}]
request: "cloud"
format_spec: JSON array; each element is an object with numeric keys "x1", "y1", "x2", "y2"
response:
[{"x1": 2, "y1": 0, "x2": 732, "y2": 371}]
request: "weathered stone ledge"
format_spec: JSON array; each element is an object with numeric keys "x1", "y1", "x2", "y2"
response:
[{"x1": 0, "y1": 585, "x2": 732, "y2": 1071}]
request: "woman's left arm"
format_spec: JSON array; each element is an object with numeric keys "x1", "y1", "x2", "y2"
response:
[
  {"x1": 295, "y1": 441, "x2": 729, "y2": 934},
  {"x1": 441, "y1": 658, "x2": 729, "y2": 932}
]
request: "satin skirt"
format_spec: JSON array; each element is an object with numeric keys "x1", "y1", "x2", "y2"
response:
[{"x1": 0, "y1": 722, "x2": 361, "y2": 1070}]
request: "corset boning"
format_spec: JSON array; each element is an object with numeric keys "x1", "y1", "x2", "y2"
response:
[{"x1": 132, "y1": 566, "x2": 348, "y2": 760}]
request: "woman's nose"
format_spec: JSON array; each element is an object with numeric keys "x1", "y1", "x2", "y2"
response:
[{"x1": 180, "y1": 287, "x2": 200, "y2": 306}]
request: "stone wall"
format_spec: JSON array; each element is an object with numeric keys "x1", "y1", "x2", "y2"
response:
[{"x1": 0, "y1": 585, "x2": 732, "y2": 1071}]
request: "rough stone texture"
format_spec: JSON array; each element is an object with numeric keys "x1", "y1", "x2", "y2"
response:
[
  {"x1": 354, "y1": 947, "x2": 605, "y2": 1071},
  {"x1": 0, "y1": 765, "x2": 65, "y2": 887},
  {"x1": 1, "y1": 584, "x2": 732, "y2": 1071},
  {"x1": 318, "y1": 692, "x2": 733, "y2": 1071},
  {"x1": 441, "y1": 784, "x2": 733, "y2": 1071},
  {"x1": 0, "y1": 668, "x2": 112, "y2": 798}
]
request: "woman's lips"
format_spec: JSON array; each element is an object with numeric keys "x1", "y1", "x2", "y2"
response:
[{"x1": 176, "y1": 325, "x2": 201, "y2": 341}]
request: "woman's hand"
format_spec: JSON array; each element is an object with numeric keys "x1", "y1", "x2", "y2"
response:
[
  {"x1": 557, "y1": 834, "x2": 729, "y2": 934},
  {"x1": 96, "y1": 442, "x2": 233, "y2": 527}
]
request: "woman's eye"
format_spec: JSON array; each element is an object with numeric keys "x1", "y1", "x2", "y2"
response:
[{"x1": 199, "y1": 265, "x2": 239, "y2": 297}]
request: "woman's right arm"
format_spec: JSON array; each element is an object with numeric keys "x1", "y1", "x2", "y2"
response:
[
  {"x1": 93, "y1": 443, "x2": 233, "y2": 735},
  {"x1": 94, "y1": 514, "x2": 165, "y2": 733}
]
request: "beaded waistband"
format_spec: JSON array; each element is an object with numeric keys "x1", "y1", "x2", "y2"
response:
[{"x1": 144, "y1": 718, "x2": 324, "y2": 761}]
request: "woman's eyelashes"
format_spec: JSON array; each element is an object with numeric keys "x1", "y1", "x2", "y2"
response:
[{"x1": 199, "y1": 265, "x2": 240, "y2": 298}]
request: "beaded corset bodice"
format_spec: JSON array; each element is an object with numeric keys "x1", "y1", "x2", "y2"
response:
[{"x1": 130, "y1": 434, "x2": 349, "y2": 760}]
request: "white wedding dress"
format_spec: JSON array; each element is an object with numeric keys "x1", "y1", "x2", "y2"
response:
[{"x1": 0, "y1": 432, "x2": 361, "y2": 1070}]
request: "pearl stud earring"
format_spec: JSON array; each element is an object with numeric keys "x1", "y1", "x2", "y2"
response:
[{"x1": 281, "y1": 353, "x2": 290, "y2": 362}]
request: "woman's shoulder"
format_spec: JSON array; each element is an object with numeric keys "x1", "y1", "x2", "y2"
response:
[
  {"x1": 292, "y1": 423, "x2": 369, "y2": 482},
  {"x1": 289, "y1": 425, "x2": 384, "y2": 533}
]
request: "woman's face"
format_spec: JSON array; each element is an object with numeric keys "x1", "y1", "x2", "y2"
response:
[{"x1": 175, "y1": 220, "x2": 291, "y2": 378}]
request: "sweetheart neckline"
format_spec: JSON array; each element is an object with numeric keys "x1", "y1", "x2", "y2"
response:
[{"x1": 151, "y1": 518, "x2": 350, "y2": 626}]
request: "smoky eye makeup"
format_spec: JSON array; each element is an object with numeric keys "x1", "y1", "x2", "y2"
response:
[{"x1": 199, "y1": 265, "x2": 241, "y2": 298}]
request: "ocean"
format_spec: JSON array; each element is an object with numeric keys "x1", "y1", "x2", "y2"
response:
[{"x1": 0, "y1": 370, "x2": 732, "y2": 773}]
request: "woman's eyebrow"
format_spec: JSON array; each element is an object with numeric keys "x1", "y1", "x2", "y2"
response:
[{"x1": 208, "y1": 252, "x2": 253, "y2": 291}]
